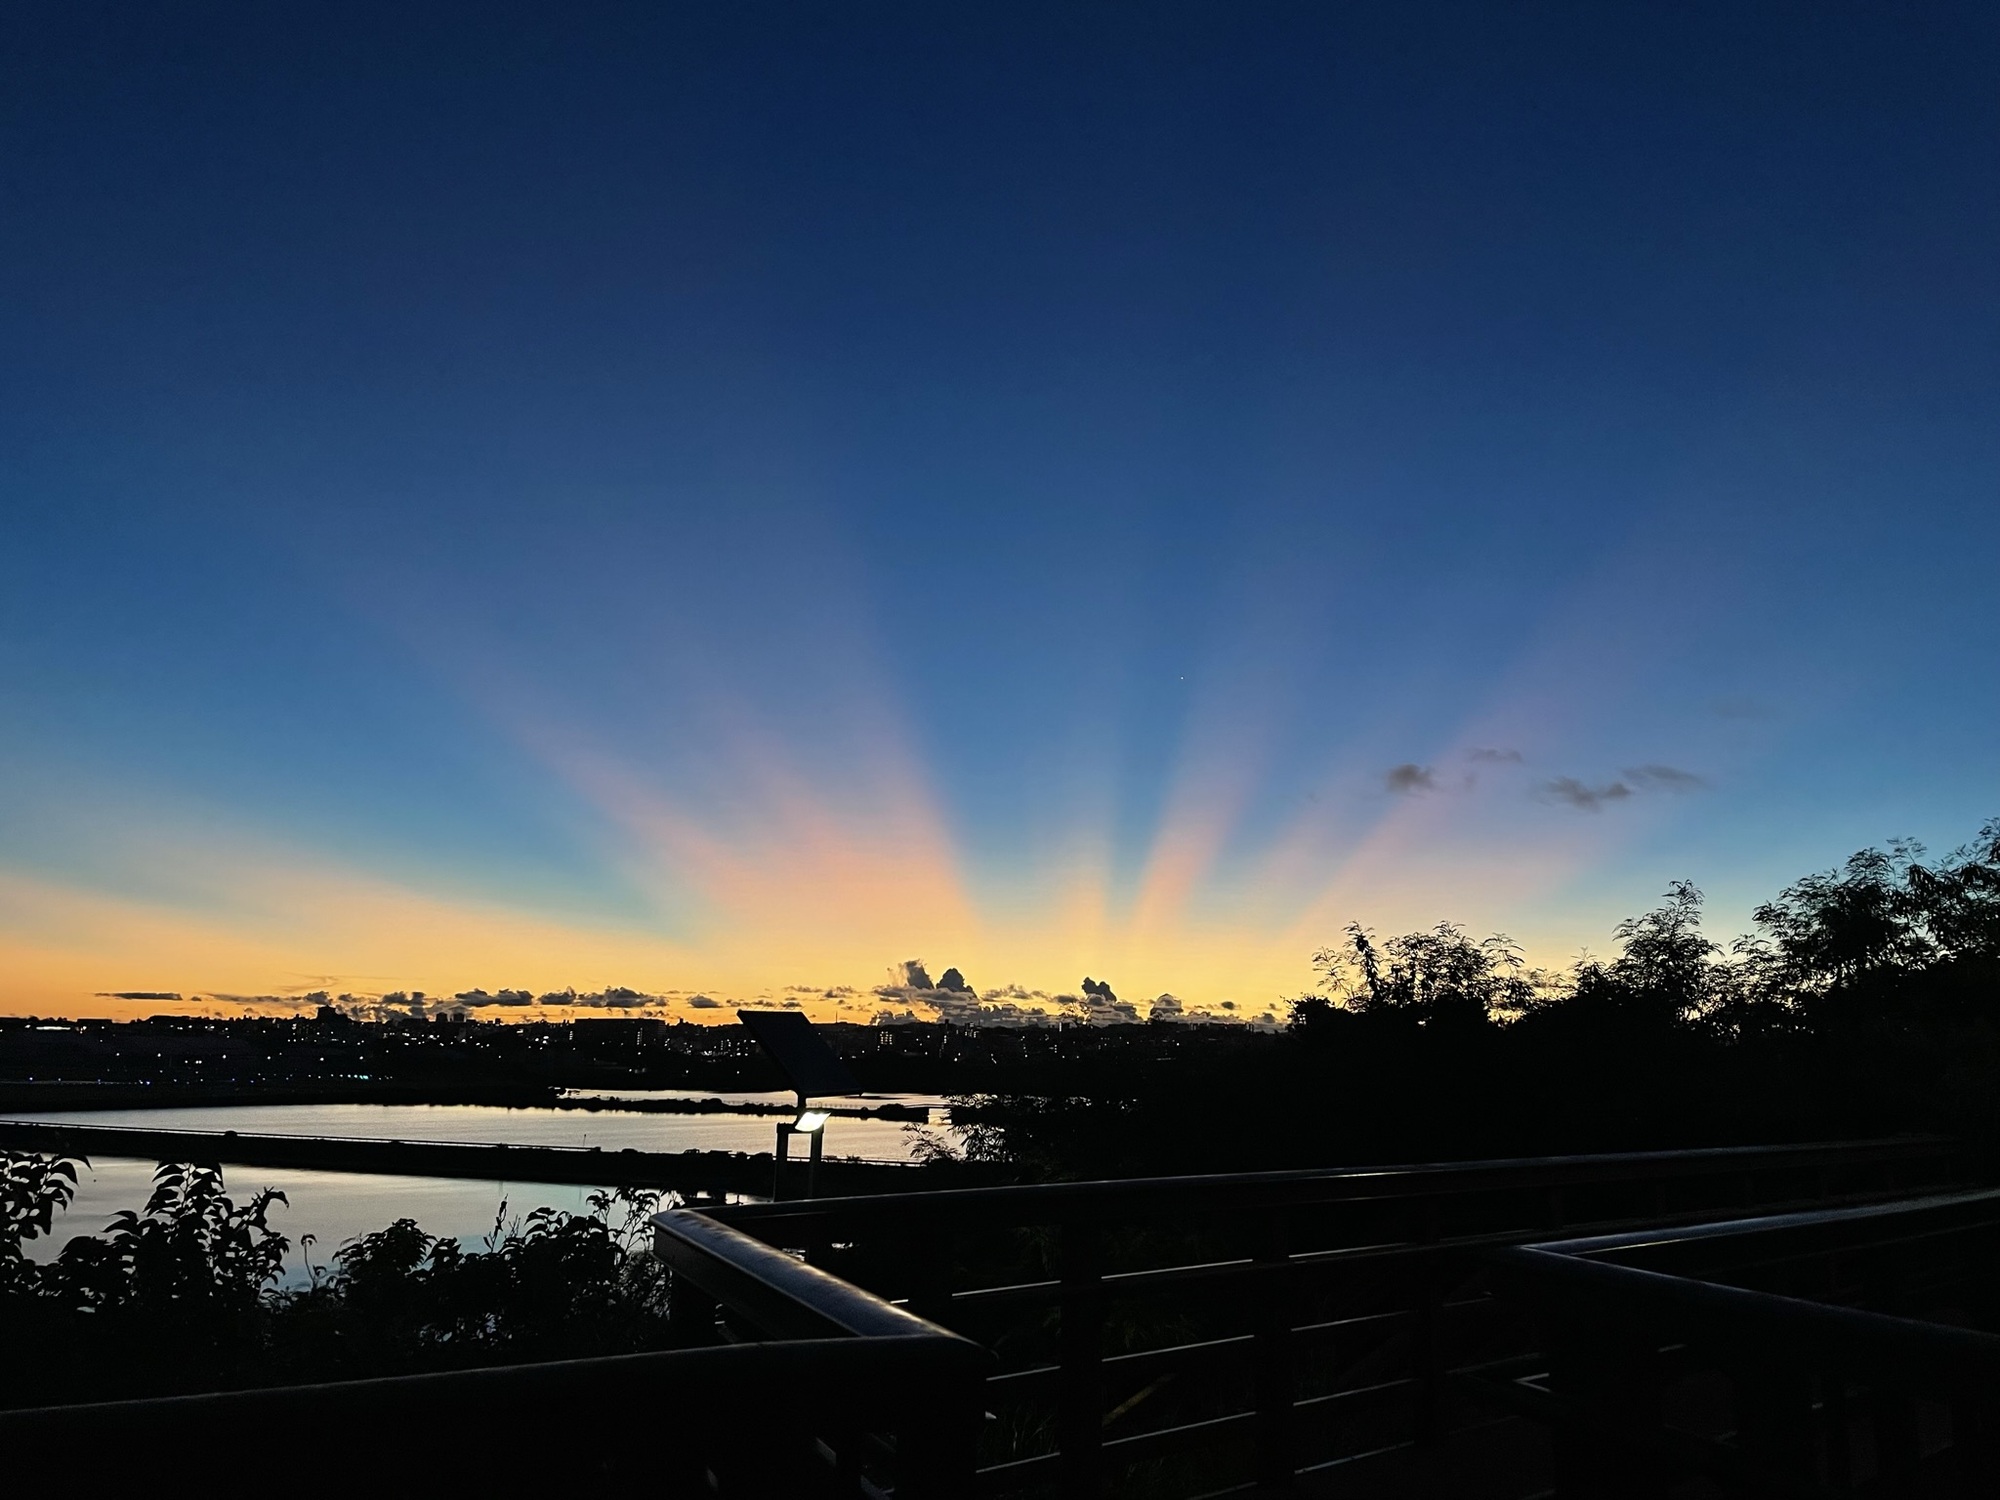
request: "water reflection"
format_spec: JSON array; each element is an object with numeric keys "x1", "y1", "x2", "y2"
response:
[{"x1": 14, "y1": 1095, "x2": 960, "y2": 1283}]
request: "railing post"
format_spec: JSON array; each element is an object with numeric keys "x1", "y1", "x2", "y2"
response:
[
  {"x1": 1414, "y1": 1194, "x2": 1445, "y2": 1448},
  {"x1": 773, "y1": 1121, "x2": 794, "y2": 1201},
  {"x1": 1950, "y1": 1381, "x2": 2000, "y2": 1483},
  {"x1": 667, "y1": 1270, "x2": 721, "y2": 1346},
  {"x1": 905, "y1": 1218, "x2": 955, "y2": 1328},
  {"x1": 1548, "y1": 1306, "x2": 1667, "y2": 1500},
  {"x1": 1252, "y1": 1208, "x2": 1295, "y2": 1490},
  {"x1": 898, "y1": 1352, "x2": 984, "y2": 1500},
  {"x1": 1734, "y1": 1356, "x2": 1818, "y2": 1494},
  {"x1": 1869, "y1": 1386, "x2": 1922, "y2": 1496},
  {"x1": 1058, "y1": 1217, "x2": 1105, "y2": 1499}
]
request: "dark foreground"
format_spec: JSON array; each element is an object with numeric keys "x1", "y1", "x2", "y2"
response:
[{"x1": 7, "y1": 1135, "x2": 1995, "y2": 1497}]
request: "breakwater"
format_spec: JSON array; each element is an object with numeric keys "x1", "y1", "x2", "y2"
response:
[{"x1": 0, "y1": 1118, "x2": 937, "y2": 1197}]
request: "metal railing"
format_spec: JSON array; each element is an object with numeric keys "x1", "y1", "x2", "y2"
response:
[
  {"x1": 654, "y1": 1136, "x2": 1956, "y2": 1497},
  {"x1": 1478, "y1": 1188, "x2": 2000, "y2": 1496},
  {"x1": 0, "y1": 1136, "x2": 1959, "y2": 1495},
  {"x1": 0, "y1": 1333, "x2": 986, "y2": 1492}
]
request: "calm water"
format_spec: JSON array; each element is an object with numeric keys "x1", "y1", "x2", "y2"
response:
[{"x1": 13, "y1": 1093, "x2": 956, "y2": 1280}]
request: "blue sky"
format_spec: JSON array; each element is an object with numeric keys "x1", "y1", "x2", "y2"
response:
[{"x1": 3, "y1": 3, "x2": 1996, "y2": 1019}]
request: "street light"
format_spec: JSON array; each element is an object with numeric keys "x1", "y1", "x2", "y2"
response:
[
  {"x1": 773, "y1": 1108, "x2": 831, "y2": 1200},
  {"x1": 738, "y1": 1009, "x2": 860, "y2": 1202}
]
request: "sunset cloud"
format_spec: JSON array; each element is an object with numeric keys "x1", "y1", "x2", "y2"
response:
[
  {"x1": 1625, "y1": 764, "x2": 1705, "y2": 792},
  {"x1": 1540, "y1": 777, "x2": 1634, "y2": 812},
  {"x1": 1384, "y1": 763, "x2": 1437, "y2": 795}
]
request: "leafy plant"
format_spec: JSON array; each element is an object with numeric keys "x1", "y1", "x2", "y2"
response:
[{"x1": 0, "y1": 1155, "x2": 680, "y2": 1409}]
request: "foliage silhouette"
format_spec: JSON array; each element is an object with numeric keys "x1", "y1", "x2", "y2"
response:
[
  {"x1": 0, "y1": 1159, "x2": 673, "y2": 1409},
  {"x1": 946, "y1": 818, "x2": 2000, "y2": 1180}
]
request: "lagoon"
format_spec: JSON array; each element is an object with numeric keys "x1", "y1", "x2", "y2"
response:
[{"x1": 12, "y1": 1092, "x2": 955, "y2": 1280}]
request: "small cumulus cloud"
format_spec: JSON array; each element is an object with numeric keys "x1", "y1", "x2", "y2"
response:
[
  {"x1": 1536, "y1": 780, "x2": 1632, "y2": 816},
  {"x1": 1540, "y1": 777, "x2": 1634, "y2": 812},
  {"x1": 874, "y1": 967, "x2": 1068, "y2": 1026},
  {"x1": 453, "y1": 988, "x2": 535, "y2": 1008},
  {"x1": 1538, "y1": 763, "x2": 1708, "y2": 811},
  {"x1": 1148, "y1": 993, "x2": 1184, "y2": 1021},
  {"x1": 1076, "y1": 976, "x2": 1141, "y2": 1025},
  {"x1": 521, "y1": 986, "x2": 662, "y2": 1010},
  {"x1": 980, "y1": 983, "x2": 1047, "y2": 1003},
  {"x1": 1384, "y1": 763, "x2": 1437, "y2": 795},
  {"x1": 96, "y1": 991, "x2": 182, "y2": 1001},
  {"x1": 1625, "y1": 764, "x2": 1705, "y2": 792},
  {"x1": 684, "y1": 995, "x2": 722, "y2": 1009}
]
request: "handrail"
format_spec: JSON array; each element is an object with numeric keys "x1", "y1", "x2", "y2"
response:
[
  {"x1": 1522, "y1": 1184, "x2": 2000, "y2": 1264},
  {"x1": 0, "y1": 1336, "x2": 988, "y2": 1488},
  {"x1": 0, "y1": 1334, "x2": 972, "y2": 1431},
  {"x1": 707, "y1": 1136, "x2": 1951, "y2": 1230},
  {"x1": 652, "y1": 1207, "x2": 972, "y2": 1341},
  {"x1": 1492, "y1": 1239, "x2": 2000, "y2": 1389},
  {"x1": 1481, "y1": 1188, "x2": 2000, "y2": 1493}
]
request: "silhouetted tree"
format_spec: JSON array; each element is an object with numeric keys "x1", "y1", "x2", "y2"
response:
[
  {"x1": 1561, "y1": 881, "x2": 1731, "y2": 1031},
  {"x1": 1293, "y1": 921, "x2": 1541, "y2": 1032},
  {"x1": 1751, "y1": 842, "x2": 1935, "y2": 990}
]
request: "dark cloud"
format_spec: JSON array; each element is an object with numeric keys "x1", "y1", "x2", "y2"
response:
[
  {"x1": 873, "y1": 974, "x2": 1064, "y2": 1027},
  {"x1": 1384, "y1": 763, "x2": 1437, "y2": 795},
  {"x1": 1537, "y1": 763, "x2": 1707, "y2": 811},
  {"x1": 1467, "y1": 747, "x2": 1523, "y2": 764},
  {"x1": 685, "y1": 995, "x2": 721, "y2": 1009},
  {"x1": 898, "y1": 959, "x2": 933, "y2": 990},
  {"x1": 1148, "y1": 993, "x2": 1184, "y2": 1021},
  {"x1": 980, "y1": 983, "x2": 1047, "y2": 1003},
  {"x1": 527, "y1": 986, "x2": 661, "y2": 1010},
  {"x1": 1074, "y1": 977, "x2": 1141, "y2": 1025},
  {"x1": 453, "y1": 988, "x2": 534, "y2": 1008},
  {"x1": 1625, "y1": 764, "x2": 1705, "y2": 792},
  {"x1": 936, "y1": 967, "x2": 973, "y2": 994},
  {"x1": 1541, "y1": 776, "x2": 1634, "y2": 812},
  {"x1": 97, "y1": 991, "x2": 182, "y2": 1001}
]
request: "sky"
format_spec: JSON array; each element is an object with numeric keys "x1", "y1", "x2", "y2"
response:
[{"x1": 3, "y1": 3, "x2": 1997, "y2": 1024}]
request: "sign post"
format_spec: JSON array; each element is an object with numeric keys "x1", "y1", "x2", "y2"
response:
[{"x1": 738, "y1": 1010, "x2": 860, "y2": 1200}]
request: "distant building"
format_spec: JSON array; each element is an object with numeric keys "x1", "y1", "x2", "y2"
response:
[{"x1": 570, "y1": 1018, "x2": 666, "y2": 1052}]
